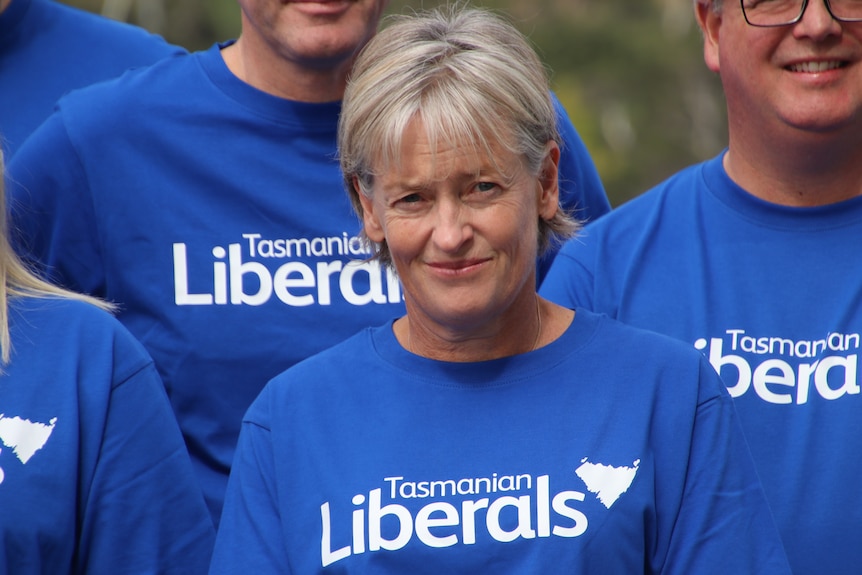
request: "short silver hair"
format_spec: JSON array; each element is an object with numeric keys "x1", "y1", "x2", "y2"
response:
[{"x1": 338, "y1": 6, "x2": 579, "y2": 268}]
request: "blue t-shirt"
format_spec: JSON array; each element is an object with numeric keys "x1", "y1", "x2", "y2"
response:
[
  {"x1": 6, "y1": 42, "x2": 608, "y2": 525},
  {"x1": 0, "y1": 0, "x2": 184, "y2": 158},
  {"x1": 211, "y1": 310, "x2": 789, "y2": 574},
  {"x1": 540, "y1": 153, "x2": 862, "y2": 575},
  {"x1": 0, "y1": 296, "x2": 213, "y2": 574}
]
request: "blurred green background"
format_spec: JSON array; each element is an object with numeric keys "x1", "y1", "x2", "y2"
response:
[{"x1": 61, "y1": 0, "x2": 728, "y2": 207}]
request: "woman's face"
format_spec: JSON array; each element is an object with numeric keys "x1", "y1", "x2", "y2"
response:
[{"x1": 358, "y1": 118, "x2": 559, "y2": 336}]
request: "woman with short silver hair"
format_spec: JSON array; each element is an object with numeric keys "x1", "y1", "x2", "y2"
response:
[{"x1": 211, "y1": 7, "x2": 790, "y2": 573}]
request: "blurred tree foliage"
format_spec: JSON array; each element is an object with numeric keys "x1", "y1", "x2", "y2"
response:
[{"x1": 60, "y1": 0, "x2": 727, "y2": 207}]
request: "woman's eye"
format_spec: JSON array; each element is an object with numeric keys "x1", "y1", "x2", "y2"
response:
[
  {"x1": 475, "y1": 182, "x2": 498, "y2": 193},
  {"x1": 396, "y1": 193, "x2": 422, "y2": 205}
]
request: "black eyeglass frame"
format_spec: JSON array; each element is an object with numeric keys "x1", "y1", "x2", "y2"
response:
[{"x1": 741, "y1": 0, "x2": 862, "y2": 27}]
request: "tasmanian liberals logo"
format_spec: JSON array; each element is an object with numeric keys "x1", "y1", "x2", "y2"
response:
[
  {"x1": 575, "y1": 458, "x2": 639, "y2": 509},
  {"x1": 695, "y1": 329, "x2": 860, "y2": 405},
  {"x1": 172, "y1": 232, "x2": 402, "y2": 307},
  {"x1": 0, "y1": 413, "x2": 57, "y2": 484},
  {"x1": 319, "y1": 461, "x2": 639, "y2": 567}
]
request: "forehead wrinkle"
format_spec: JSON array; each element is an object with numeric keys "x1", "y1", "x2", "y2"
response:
[
  {"x1": 404, "y1": 146, "x2": 508, "y2": 185},
  {"x1": 372, "y1": 113, "x2": 525, "y2": 195}
]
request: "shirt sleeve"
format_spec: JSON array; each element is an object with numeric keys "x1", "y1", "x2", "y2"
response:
[
  {"x1": 210, "y1": 395, "x2": 289, "y2": 574},
  {"x1": 658, "y1": 359, "x2": 791, "y2": 574},
  {"x1": 76, "y1": 329, "x2": 215, "y2": 574},
  {"x1": 6, "y1": 109, "x2": 107, "y2": 297}
]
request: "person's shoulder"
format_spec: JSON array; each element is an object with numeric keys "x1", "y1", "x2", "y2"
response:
[
  {"x1": 599, "y1": 159, "x2": 709, "y2": 224},
  {"x1": 581, "y1": 309, "x2": 705, "y2": 370},
  {"x1": 52, "y1": 48, "x2": 199, "y2": 125},
  {"x1": 8, "y1": 297, "x2": 163, "y2": 410},
  {"x1": 39, "y1": 0, "x2": 184, "y2": 56},
  {"x1": 11, "y1": 294, "x2": 110, "y2": 326},
  {"x1": 582, "y1": 308, "x2": 690, "y2": 348},
  {"x1": 274, "y1": 326, "x2": 378, "y2": 384},
  {"x1": 63, "y1": 47, "x2": 194, "y2": 97},
  {"x1": 251, "y1": 326, "x2": 381, "y2": 408},
  {"x1": 10, "y1": 296, "x2": 150, "y2": 364},
  {"x1": 558, "y1": 158, "x2": 712, "y2": 252},
  {"x1": 578, "y1": 309, "x2": 721, "y2": 401}
]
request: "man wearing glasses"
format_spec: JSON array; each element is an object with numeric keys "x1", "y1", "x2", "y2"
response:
[{"x1": 540, "y1": 1, "x2": 862, "y2": 572}]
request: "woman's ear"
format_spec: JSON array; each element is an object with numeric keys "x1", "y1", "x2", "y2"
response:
[
  {"x1": 355, "y1": 177, "x2": 386, "y2": 243},
  {"x1": 537, "y1": 141, "x2": 561, "y2": 221}
]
